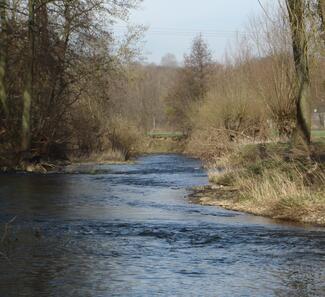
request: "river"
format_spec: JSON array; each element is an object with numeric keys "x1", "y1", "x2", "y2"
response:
[{"x1": 0, "y1": 154, "x2": 324, "y2": 297}]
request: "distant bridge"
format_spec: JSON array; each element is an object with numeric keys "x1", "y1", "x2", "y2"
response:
[{"x1": 147, "y1": 131, "x2": 186, "y2": 140}]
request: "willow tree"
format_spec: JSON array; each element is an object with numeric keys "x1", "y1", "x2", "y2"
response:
[{"x1": 286, "y1": 0, "x2": 311, "y2": 154}]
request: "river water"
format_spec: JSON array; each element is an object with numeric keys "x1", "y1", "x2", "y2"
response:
[{"x1": 0, "y1": 154, "x2": 324, "y2": 297}]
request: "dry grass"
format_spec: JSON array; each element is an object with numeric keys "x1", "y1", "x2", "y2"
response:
[
  {"x1": 206, "y1": 143, "x2": 325, "y2": 226},
  {"x1": 69, "y1": 149, "x2": 128, "y2": 164},
  {"x1": 236, "y1": 168, "x2": 325, "y2": 225}
]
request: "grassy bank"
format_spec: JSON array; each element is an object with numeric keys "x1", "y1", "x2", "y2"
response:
[{"x1": 191, "y1": 142, "x2": 325, "y2": 226}]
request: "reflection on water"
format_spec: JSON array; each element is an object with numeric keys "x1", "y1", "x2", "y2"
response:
[{"x1": 0, "y1": 154, "x2": 324, "y2": 297}]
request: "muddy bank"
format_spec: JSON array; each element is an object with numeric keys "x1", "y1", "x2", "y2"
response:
[
  {"x1": 0, "y1": 138, "x2": 185, "y2": 174},
  {"x1": 0, "y1": 146, "x2": 139, "y2": 174},
  {"x1": 0, "y1": 157, "x2": 132, "y2": 174}
]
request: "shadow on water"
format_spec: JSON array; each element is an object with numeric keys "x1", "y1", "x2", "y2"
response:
[{"x1": 0, "y1": 154, "x2": 324, "y2": 297}]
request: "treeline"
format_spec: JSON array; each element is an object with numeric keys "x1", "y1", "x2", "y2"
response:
[
  {"x1": 164, "y1": 1, "x2": 325, "y2": 160},
  {"x1": 0, "y1": 0, "x2": 179, "y2": 168},
  {"x1": 1, "y1": 1, "x2": 324, "y2": 169}
]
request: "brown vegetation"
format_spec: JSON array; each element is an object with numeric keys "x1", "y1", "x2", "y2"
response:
[
  {"x1": 0, "y1": 1, "x2": 145, "y2": 167},
  {"x1": 180, "y1": 2, "x2": 325, "y2": 225},
  {"x1": 183, "y1": 5, "x2": 324, "y2": 160},
  {"x1": 191, "y1": 142, "x2": 325, "y2": 226},
  {"x1": 0, "y1": 1, "x2": 181, "y2": 170}
]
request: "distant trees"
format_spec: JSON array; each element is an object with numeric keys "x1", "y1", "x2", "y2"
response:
[
  {"x1": 161, "y1": 53, "x2": 178, "y2": 68},
  {"x1": 165, "y1": 34, "x2": 213, "y2": 131},
  {"x1": 116, "y1": 62, "x2": 175, "y2": 132}
]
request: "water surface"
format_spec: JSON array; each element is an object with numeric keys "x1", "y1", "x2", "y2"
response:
[{"x1": 0, "y1": 154, "x2": 324, "y2": 297}]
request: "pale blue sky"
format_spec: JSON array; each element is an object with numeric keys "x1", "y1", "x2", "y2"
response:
[{"x1": 117, "y1": 0, "x2": 271, "y2": 64}]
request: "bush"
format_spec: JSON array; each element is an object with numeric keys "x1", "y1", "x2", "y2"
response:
[{"x1": 108, "y1": 116, "x2": 142, "y2": 160}]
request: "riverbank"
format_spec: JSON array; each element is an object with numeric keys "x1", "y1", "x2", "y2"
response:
[
  {"x1": 0, "y1": 137, "x2": 186, "y2": 173},
  {"x1": 189, "y1": 184, "x2": 325, "y2": 226},
  {"x1": 2, "y1": 139, "x2": 324, "y2": 226},
  {"x1": 0, "y1": 150, "x2": 132, "y2": 174},
  {"x1": 189, "y1": 142, "x2": 325, "y2": 226}
]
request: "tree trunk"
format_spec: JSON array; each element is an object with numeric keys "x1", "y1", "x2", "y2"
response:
[
  {"x1": 0, "y1": 0, "x2": 7, "y2": 115},
  {"x1": 318, "y1": 0, "x2": 325, "y2": 43},
  {"x1": 21, "y1": 0, "x2": 35, "y2": 152},
  {"x1": 318, "y1": 0, "x2": 325, "y2": 27},
  {"x1": 286, "y1": 0, "x2": 311, "y2": 155}
]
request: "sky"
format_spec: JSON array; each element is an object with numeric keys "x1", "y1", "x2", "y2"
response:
[{"x1": 115, "y1": 0, "x2": 269, "y2": 64}]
